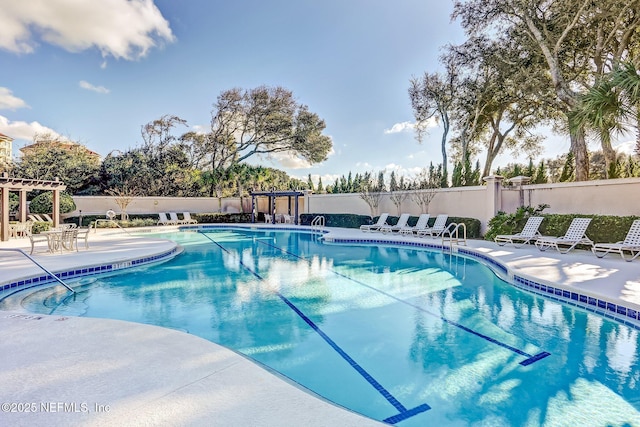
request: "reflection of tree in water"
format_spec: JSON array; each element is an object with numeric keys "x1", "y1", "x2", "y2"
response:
[{"x1": 407, "y1": 268, "x2": 640, "y2": 424}]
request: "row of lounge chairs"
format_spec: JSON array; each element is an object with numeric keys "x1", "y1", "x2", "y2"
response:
[
  {"x1": 157, "y1": 212, "x2": 198, "y2": 226},
  {"x1": 360, "y1": 213, "x2": 450, "y2": 238},
  {"x1": 495, "y1": 216, "x2": 640, "y2": 261}
]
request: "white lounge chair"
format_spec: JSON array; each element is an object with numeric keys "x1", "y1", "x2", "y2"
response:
[
  {"x1": 169, "y1": 212, "x2": 188, "y2": 225},
  {"x1": 157, "y1": 212, "x2": 176, "y2": 226},
  {"x1": 495, "y1": 216, "x2": 544, "y2": 248},
  {"x1": 399, "y1": 214, "x2": 431, "y2": 236},
  {"x1": 380, "y1": 213, "x2": 411, "y2": 233},
  {"x1": 360, "y1": 213, "x2": 389, "y2": 232},
  {"x1": 592, "y1": 219, "x2": 640, "y2": 261},
  {"x1": 417, "y1": 214, "x2": 449, "y2": 238},
  {"x1": 182, "y1": 212, "x2": 198, "y2": 224},
  {"x1": 42, "y1": 214, "x2": 54, "y2": 223},
  {"x1": 535, "y1": 218, "x2": 594, "y2": 254}
]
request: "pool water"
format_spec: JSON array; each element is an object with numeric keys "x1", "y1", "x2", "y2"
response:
[{"x1": 14, "y1": 229, "x2": 640, "y2": 426}]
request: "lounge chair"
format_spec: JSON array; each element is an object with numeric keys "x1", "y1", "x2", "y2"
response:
[
  {"x1": 535, "y1": 218, "x2": 594, "y2": 254},
  {"x1": 169, "y1": 212, "x2": 188, "y2": 225},
  {"x1": 399, "y1": 214, "x2": 431, "y2": 236},
  {"x1": 592, "y1": 219, "x2": 640, "y2": 261},
  {"x1": 380, "y1": 213, "x2": 411, "y2": 233},
  {"x1": 42, "y1": 214, "x2": 54, "y2": 223},
  {"x1": 28, "y1": 214, "x2": 46, "y2": 223},
  {"x1": 182, "y1": 212, "x2": 198, "y2": 224},
  {"x1": 360, "y1": 213, "x2": 389, "y2": 232},
  {"x1": 264, "y1": 214, "x2": 273, "y2": 223},
  {"x1": 157, "y1": 212, "x2": 176, "y2": 226},
  {"x1": 495, "y1": 216, "x2": 544, "y2": 248},
  {"x1": 417, "y1": 214, "x2": 449, "y2": 238}
]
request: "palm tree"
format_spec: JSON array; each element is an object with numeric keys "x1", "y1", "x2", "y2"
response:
[{"x1": 571, "y1": 61, "x2": 640, "y2": 174}]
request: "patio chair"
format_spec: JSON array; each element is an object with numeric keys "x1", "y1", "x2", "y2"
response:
[
  {"x1": 399, "y1": 214, "x2": 431, "y2": 236},
  {"x1": 169, "y1": 212, "x2": 188, "y2": 225},
  {"x1": 416, "y1": 214, "x2": 449, "y2": 238},
  {"x1": 264, "y1": 214, "x2": 273, "y2": 223},
  {"x1": 76, "y1": 227, "x2": 91, "y2": 250},
  {"x1": 25, "y1": 226, "x2": 51, "y2": 255},
  {"x1": 592, "y1": 219, "x2": 640, "y2": 261},
  {"x1": 495, "y1": 216, "x2": 544, "y2": 248},
  {"x1": 380, "y1": 213, "x2": 411, "y2": 233},
  {"x1": 535, "y1": 217, "x2": 594, "y2": 254},
  {"x1": 182, "y1": 212, "x2": 198, "y2": 224},
  {"x1": 157, "y1": 212, "x2": 176, "y2": 226},
  {"x1": 360, "y1": 213, "x2": 389, "y2": 232}
]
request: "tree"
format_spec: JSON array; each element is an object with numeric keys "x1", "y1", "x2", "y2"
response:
[
  {"x1": 559, "y1": 152, "x2": 575, "y2": 182},
  {"x1": 359, "y1": 172, "x2": 383, "y2": 217},
  {"x1": 205, "y1": 86, "x2": 332, "y2": 175},
  {"x1": 307, "y1": 174, "x2": 315, "y2": 192},
  {"x1": 572, "y1": 61, "x2": 640, "y2": 168},
  {"x1": 409, "y1": 59, "x2": 457, "y2": 187},
  {"x1": 410, "y1": 168, "x2": 439, "y2": 213},
  {"x1": 16, "y1": 134, "x2": 100, "y2": 195},
  {"x1": 452, "y1": 0, "x2": 640, "y2": 181}
]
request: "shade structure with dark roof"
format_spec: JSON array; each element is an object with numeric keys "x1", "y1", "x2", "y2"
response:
[{"x1": 250, "y1": 190, "x2": 305, "y2": 225}]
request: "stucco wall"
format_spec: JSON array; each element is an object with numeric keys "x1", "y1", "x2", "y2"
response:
[{"x1": 71, "y1": 177, "x2": 640, "y2": 231}]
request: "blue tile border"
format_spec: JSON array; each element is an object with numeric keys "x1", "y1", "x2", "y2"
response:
[{"x1": 0, "y1": 247, "x2": 179, "y2": 300}]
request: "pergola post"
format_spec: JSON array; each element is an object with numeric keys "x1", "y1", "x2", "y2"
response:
[
  {"x1": 294, "y1": 196, "x2": 299, "y2": 225},
  {"x1": 1, "y1": 188, "x2": 8, "y2": 242},
  {"x1": 52, "y1": 189, "x2": 61, "y2": 227},
  {"x1": 19, "y1": 190, "x2": 27, "y2": 222},
  {"x1": 251, "y1": 194, "x2": 256, "y2": 223}
]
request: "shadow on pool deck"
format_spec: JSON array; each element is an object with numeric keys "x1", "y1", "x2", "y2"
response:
[{"x1": 1, "y1": 224, "x2": 640, "y2": 426}]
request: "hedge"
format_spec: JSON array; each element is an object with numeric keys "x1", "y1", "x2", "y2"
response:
[
  {"x1": 299, "y1": 213, "x2": 481, "y2": 238},
  {"x1": 299, "y1": 213, "x2": 371, "y2": 228},
  {"x1": 538, "y1": 214, "x2": 640, "y2": 244},
  {"x1": 66, "y1": 212, "x2": 253, "y2": 227}
]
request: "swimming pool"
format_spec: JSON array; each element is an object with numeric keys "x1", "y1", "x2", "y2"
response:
[{"x1": 9, "y1": 228, "x2": 640, "y2": 426}]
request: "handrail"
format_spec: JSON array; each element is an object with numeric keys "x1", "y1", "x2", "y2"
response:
[
  {"x1": 441, "y1": 222, "x2": 467, "y2": 249},
  {"x1": 311, "y1": 215, "x2": 325, "y2": 232},
  {"x1": 0, "y1": 248, "x2": 75, "y2": 293},
  {"x1": 92, "y1": 219, "x2": 132, "y2": 235}
]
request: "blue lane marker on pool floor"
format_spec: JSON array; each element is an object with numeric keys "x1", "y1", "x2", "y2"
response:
[
  {"x1": 258, "y1": 239, "x2": 551, "y2": 367},
  {"x1": 199, "y1": 232, "x2": 431, "y2": 424}
]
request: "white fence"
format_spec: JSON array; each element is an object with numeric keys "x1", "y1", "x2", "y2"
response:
[{"x1": 70, "y1": 176, "x2": 640, "y2": 232}]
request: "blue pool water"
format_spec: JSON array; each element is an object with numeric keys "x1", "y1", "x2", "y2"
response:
[{"x1": 11, "y1": 229, "x2": 640, "y2": 426}]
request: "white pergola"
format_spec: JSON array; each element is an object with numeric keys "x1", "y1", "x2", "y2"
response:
[{"x1": 0, "y1": 173, "x2": 66, "y2": 241}]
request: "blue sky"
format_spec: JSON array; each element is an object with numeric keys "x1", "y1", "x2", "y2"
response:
[{"x1": 0, "y1": 0, "x2": 632, "y2": 185}]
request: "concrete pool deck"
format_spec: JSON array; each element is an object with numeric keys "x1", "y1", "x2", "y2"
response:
[{"x1": 1, "y1": 225, "x2": 639, "y2": 426}]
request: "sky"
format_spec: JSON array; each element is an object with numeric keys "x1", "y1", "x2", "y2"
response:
[{"x1": 0, "y1": 0, "x2": 634, "y2": 186}]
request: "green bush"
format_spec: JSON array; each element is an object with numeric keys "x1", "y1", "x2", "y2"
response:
[
  {"x1": 484, "y1": 205, "x2": 549, "y2": 241},
  {"x1": 299, "y1": 213, "x2": 371, "y2": 228},
  {"x1": 29, "y1": 192, "x2": 76, "y2": 214},
  {"x1": 486, "y1": 208, "x2": 640, "y2": 244},
  {"x1": 539, "y1": 214, "x2": 640, "y2": 244},
  {"x1": 31, "y1": 221, "x2": 51, "y2": 234},
  {"x1": 194, "y1": 213, "x2": 252, "y2": 223},
  {"x1": 9, "y1": 193, "x2": 18, "y2": 213}
]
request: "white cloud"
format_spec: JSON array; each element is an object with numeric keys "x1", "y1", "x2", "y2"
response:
[
  {"x1": 268, "y1": 146, "x2": 336, "y2": 169},
  {"x1": 385, "y1": 117, "x2": 439, "y2": 135},
  {"x1": 614, "y1": 140, "x2": 637, "y2": 155},
  {"x1": 384, "y1": 121, "x2": 415, "y2": 134},
  {"x1": 79, "y1": 80, "x2": 110, "y2": 94},
  {"x1": 0, "y1": 87, "x2": 29, "y2": 110},
  {"x1": 0, "y1": 0, "x2": 175, "y2": 60},
  {"x1": 0, "y1": 115, "x2": 62, "y2": 143}
]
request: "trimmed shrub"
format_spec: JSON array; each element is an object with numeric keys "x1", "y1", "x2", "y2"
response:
[
  {"x1": 486, "y1": 209, "x2": 640, "y2": 244},
  {"x1": 538, "y1": 214, "x2": 640, "y2": 244},
  {"x1": 300, "y1": 213, "x2": 371, "y2": 228},
  {"x1": 193, "y1": 213, "x2": 252, "y2": 223},
  {"x1": 31, "y1": 221, "x2": 51, "y2": 234},
  {"x1": 30, "y1": 192, "x2": 76, "y2": 214}
]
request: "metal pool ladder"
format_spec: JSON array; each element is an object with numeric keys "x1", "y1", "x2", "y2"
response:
[
  {"x1": 0, "y1": 248, "x2": 75, "y2": 293},
  {"x1": 311, "y1": 215, "x2": 325, "y2": 232},
  {"x1": 442, "y1": 222, "x2": 467, "y2": 249}
]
